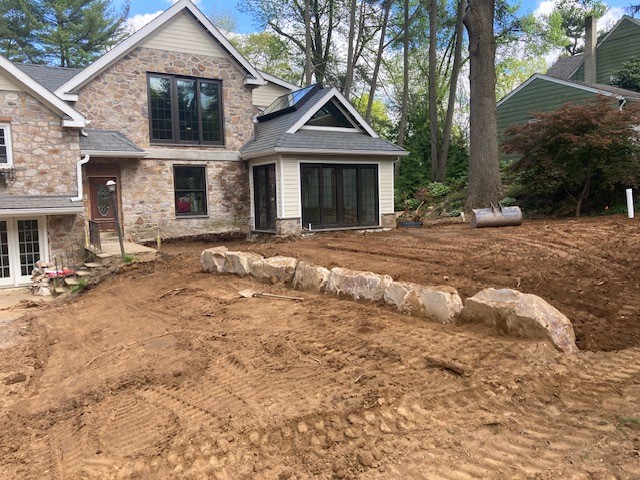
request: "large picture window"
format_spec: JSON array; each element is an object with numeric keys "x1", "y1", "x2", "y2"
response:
[
  {"x1": 0, "y1": 124, "x2": 13, "y2": 166},
  {"x1": 174, "y1": 166, "x2": 207, "y2": 217},
  {"x1": 148, "y1": 74, "x2": 223, "y2": 145},
  {"x1": 301, "y1": 164, "x2": 378, "y2": 229}
]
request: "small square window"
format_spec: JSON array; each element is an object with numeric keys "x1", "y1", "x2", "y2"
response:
[
  {"x1": 174, "y1": 166, "x2": 207, "y2": 217},
  {"x1": 0, "y1": 124, "x2": 13, "y2": 167}
]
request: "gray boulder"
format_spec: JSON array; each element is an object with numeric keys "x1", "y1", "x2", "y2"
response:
[
  {"x1": 200, "y1": 246, "x2": 229, "y2": 273},
  {"x1": 326, "y1": 268, "x2": 393, "y2": 302},
  {"x1": 226, "y1": 251, "x2": 263, "y2": 277},
  {"x1": 251, "y1": 256, "x2": 298, "y2": 283},
  {"x1": 292, "y1": 261, "x2": 330, "y2": 292},
  {"x1": 384, "y1": 281, "x2": 462, "y2": 323},
  {"x1": 460, "y1": 288, "x2": 578, "y2": 353}
]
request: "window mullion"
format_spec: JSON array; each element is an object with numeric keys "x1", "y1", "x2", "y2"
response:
[{"x1": 170, "y1": 77, "x2": 180, "y2": 144}]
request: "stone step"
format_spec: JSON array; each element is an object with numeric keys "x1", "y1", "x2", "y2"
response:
[
  {"x1": 84, "y1": 262, "x2": 102, "y2": 269},
  {"x1": 54, "y1": 286, "x2": 69, "y2": 295},
  {"x1": 64, "y1": 277, "x2": 81, "y2": 286},
  {"x1": 76, "y1": 270, "x2": 93, "y2": 277}
]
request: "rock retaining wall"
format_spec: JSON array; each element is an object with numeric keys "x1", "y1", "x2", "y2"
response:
[{"x1": 200, "y1": 248, "x2": 579, "y2": 353}]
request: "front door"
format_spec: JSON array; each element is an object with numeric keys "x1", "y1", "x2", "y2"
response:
[
  {"x1": 253, "y1": 164, "x2": 277, "y2": 231},
  {"x1": 0, "y1": 218, "x2": 45, "y2": 287},
  {"x1": 89, "y1": 176, "x2": 117, "y2": 232}
]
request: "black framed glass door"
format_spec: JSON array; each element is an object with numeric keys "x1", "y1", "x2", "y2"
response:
[
  {"x1": 301, "y1": 164, "x2": 378, "y2": 229},
  {"x1": 253, "y1": 164, "x2": 277, "y2": 230}
]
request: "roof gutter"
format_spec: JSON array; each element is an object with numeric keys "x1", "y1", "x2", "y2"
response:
[{"x1": 240, "y1": 148, "x2": 409, "y2": 160}]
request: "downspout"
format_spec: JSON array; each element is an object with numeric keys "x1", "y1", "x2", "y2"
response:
[{"x1": 71, "y1": 129, "x2": 90, "y2": 202}]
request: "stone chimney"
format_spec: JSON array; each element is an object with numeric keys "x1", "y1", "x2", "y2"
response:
[{"x1": 584, "y1": 15, "x2": 597, "y2": 84}]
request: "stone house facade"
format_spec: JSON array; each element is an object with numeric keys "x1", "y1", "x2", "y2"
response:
[{"x1": 0, "y1": 0, "x2": 406, "y2": 287}]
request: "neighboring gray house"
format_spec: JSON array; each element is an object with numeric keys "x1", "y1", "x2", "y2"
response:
[{"x1": 0, "y1": 0, "x2": 406, "y2": 287}]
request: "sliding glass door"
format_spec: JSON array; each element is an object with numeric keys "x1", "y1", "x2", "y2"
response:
[{"x1": 301, "y1": 164, "x2": 378, "y2": 229}]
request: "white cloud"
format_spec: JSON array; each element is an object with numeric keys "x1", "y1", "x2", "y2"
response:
[
  {"x1": 534, "y1": 0, "x2": 556, "y2": 18},
  {"x1": 125, "y1": 11, "x2": 163, "y2": 33}
]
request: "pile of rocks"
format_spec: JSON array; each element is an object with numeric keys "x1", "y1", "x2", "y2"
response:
[
  {"x1": 30, "y1": 260, "x2": 55, "y2": 296},
  {"x1": 201, "y1": 246, "x2": 579, "y2": 353}
]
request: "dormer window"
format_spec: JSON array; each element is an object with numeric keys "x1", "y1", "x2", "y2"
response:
[
  {"x1": 147, "y1": 74, "x2": 224, "y2": 145},
  {"x1": 0, "y1": 124, "x2": 12, "y2": 167},
  {"x1": 306, "y1": 102, "x2": 355, "y2": 128}
]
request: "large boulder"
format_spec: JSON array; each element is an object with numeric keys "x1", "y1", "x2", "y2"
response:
[
  {"x1": 460, "y1": 288, "x2": 578, "y2": 353},
  {"x1": 251, "y1": 256, "x2": 298, "y2": 284},
  {"x1": 225, "y1": 251, "x2": 263, "y2": 277},
  {"x1": 384, "y1": 281, "x2": 462, "y2": 323},
  {"x1": 200, "y1": 246, "x2": 229, "y2": 273},
  {"x1": 326, "y1": 268, "x2": 393, "y2": 302},
  {"x1": 292, "y1": 261, "x2": 330, "y2": 292}
]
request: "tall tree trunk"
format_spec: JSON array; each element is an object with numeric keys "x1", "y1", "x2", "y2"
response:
[
  {"x1": 429, "y1": 0, "x2": 440, "y2": 182},
  {"x1": 304, "y1": 0, "x2": 313, "y2": 85},
  {"x1": 366, "y1": 0, "x2": 391, "y2": 123},
  {"x1": 397, "y1": 0, "x2": 410, "y2": 148},
  {"x1": 463, "y1": 0, "x2": 502, "y2": 208},
  {"x1": 438, "y1": 0, "x2": 465, "y2": 175},
  {"x1": 343, "y1": 0, "x2": 358, "y2": 99}
]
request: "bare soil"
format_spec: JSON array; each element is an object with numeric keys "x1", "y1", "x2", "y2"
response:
[{"x1": 1, "y1": 216, "x2": 639, "y2": 479}]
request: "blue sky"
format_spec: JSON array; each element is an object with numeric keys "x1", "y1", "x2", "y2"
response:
[{"x1": 120, "y1": 0, "x2": 632, "y2": 34}]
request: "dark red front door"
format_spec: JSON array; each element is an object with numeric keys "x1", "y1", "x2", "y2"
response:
[{"x1": 89, "y1": 176, "x2": 117, "y2": 232}]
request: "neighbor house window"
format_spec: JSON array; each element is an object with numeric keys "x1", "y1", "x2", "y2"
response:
[
  {"x1": 174, "y1": 166, "x2": 207, "y2": 217},
  {"x1": 148, "y1": 74, "x2": 223, "y2": 145},
  {"x1": 0, "y1": 124, "x2": 13, "y2": 166}
]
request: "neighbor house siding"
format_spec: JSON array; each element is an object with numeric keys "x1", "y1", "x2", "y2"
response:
[
  {"x1": 142, "y1": 11, "x2": 227, "y2": 58},
  {"x1": 596, "y1": 19, "x2": 640, "y2": 84},
  {"x1": 0, "y1": 72, "x2": 22, "y2": 91},
  {"x1": 253, "y1": 83, "x2": 291, "y2": 109},
  {"x1": 497, "y1": 78, "x2": 597, "y2": 135}
]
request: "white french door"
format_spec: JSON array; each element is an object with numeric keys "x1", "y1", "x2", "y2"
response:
[{"x1": 0, "y1": 217, "x2": 46, "y2": 287}]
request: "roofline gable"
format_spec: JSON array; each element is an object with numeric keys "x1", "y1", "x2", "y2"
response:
[
  {"x1": 285, "y1": 87, "x2": 379, "y2": 138},
  {"x1": 258, "y1": 70, "x2": 300, "y2": 91},
  {"x1": 54, "y1": 0, "x2": 265, "y2": 98},
  {"x1": 496, "y1": 73, "x2": 624, "y2": 109},
  {"x1": 0, "y1": 56, "x2": 86, "y2": 127},
  {"x1": 563, "y1": 15, "x2": 640, "y2": 80}
]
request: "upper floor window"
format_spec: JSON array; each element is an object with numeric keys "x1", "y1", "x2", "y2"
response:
[
  {"x1": 0, "y1": 124, "x2": 13, "y2": 167},
  {"x1": 148, "y1": 74, "x2": 223, "y2": 145}
]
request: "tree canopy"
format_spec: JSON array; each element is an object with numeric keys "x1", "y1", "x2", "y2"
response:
[
  {"x1": 0, "y1": 0, "x2": 130, "y2": 67},
  {"x1": 610, "y1": 57, "x2": 640, "y2": 92}
]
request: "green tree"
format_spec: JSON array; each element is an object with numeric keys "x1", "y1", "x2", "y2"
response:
[
  {"x1": 352, "y1": 93, "x2": 392, "y2": 139},
  {"x1": 502, "y1": 96, "x2": 640, "y2": 217},
  {"x1": 34, "y1": 0, "x2": 130, "y2": 67},
  {"x1": 0, "y1": 0, "x2": 42, "y2": 63},
  {"x1": 610, "y1": 57, "x2": 640, "y2": 92},
  {"x1": 230, "y1": 31, "x2": 301, "y2": 84},
  {"x1": 544, "y1": 0, "x2": 607, "y2": 55}
]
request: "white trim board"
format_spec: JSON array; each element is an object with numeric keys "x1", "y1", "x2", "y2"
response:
[
  {"x1": 54, "y1": 0, "x2": 265, "y2": 98},
  {"x1": 0, "y1": 56, "x2": 86, "y2": 127}
]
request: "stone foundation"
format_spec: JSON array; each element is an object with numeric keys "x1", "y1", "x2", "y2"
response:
[
  {"x1": 276, "y1": 218, "x2": 302, "y2": 236},
  {"x1": 381, "y1": 213, "x2": 397, "y2": 229}
]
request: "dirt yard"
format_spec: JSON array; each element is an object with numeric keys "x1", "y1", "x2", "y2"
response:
[{"x1": 1, "y1": 216, "x2": 639, "y2": 479}]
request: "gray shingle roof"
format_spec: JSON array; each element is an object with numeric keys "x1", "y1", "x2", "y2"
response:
[
  {"x1": 80, "y1": 129, "x2": 146, "y2": 154},
  {"x1": 241, "y1": 86, "x2": 406, "y2": 157},
  {"x1": 15, "y1": 64, "x2": 82, "y2": 93},
  {"x1": 546, "y1": 54, "x2": 584, "y2": 80},
  {"x1": 0, "y1": 195, "x2": 83, "y2": 212}
]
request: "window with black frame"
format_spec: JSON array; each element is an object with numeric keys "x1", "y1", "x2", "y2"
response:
[
  {"x1": 174, "y1": 166, "x2": 207, "y2": 217},
  {"x1": 148, "y1": 74, "x2": 223, "y2": 145}
]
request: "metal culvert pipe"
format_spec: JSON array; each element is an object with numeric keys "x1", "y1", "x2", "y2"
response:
[{"x1": 470, "y1": 205, "x2": 522, "y2": 228}]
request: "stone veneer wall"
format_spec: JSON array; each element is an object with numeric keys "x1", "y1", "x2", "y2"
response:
[
  {"x1": 47, "y1": 215, "x2": 86, "y2": 260},
  {"x1": 88, "y1": 157, "x2": 250, "y2": 242},
  {"x1": 74, "y1": 47, "x2": 255, "y2": 151},
  {"x1": 0, "y1": 91, "x2": 81, "y2": 196},
  {"x1": 74, "y1": 47, "x2": 256, "y2": 239}
]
